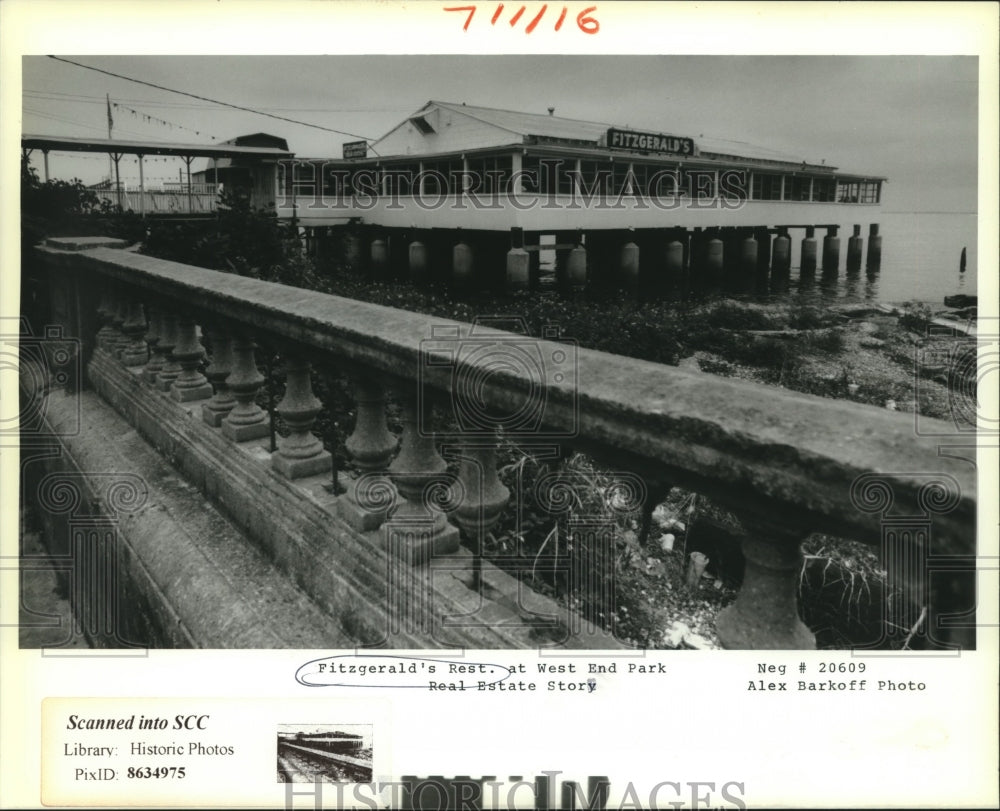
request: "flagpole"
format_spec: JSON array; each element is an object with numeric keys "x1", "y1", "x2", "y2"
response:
[{"x1": 106, "y1": 93, "x2": 113, "y2": 185}]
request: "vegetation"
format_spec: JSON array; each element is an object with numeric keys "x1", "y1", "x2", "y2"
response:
[
  {"x1": 21, "y1": 158, "x2": 107, "y2": 253},
  {"x1": 24, "y1": 187, "x2": 954, "y2": 649}
]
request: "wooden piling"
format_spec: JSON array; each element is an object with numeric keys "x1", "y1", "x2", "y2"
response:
[
  {"x1": 801, "y1": 227, "x2": 817, "y2": 274},
  {"x1": 822, "y1": 226, "x2": 840, "y2": 273},
  {"x1": 866, "y1": 223, "x2": 882, "y2": 271},
  {"x1": 847, "y1": 224, "x2": 863, "y2": 272}
]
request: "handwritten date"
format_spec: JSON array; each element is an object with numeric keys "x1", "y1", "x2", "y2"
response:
[{"x1": 445, "y1": 5, "x2": 600, "y2": 34}]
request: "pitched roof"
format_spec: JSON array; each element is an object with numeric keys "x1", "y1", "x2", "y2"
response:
[
  {"x1": 420, "y1": 101, "x2": 821, "y2": 165},
  {"x1": 427, "y1": 100, "x2": 613, "y2": 142},
  {"x1": 375, "y1": 101, "x2": 880, "y2": 174}
]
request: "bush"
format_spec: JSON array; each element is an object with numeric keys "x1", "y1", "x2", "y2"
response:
[
  {"x1": 21, "y1": 157, "x2": 104, "y2": 251},
  {"x1": 787, "y1": 305, "x2": 832, "y2": 330},
  {"x1": 804, "y1": 328, "x2": 846, "y2": 354},
  {"x1": 703, "y1": 300, "x2": 781, "y2": 331},
  {"x1": 139, "y1": 191, "x2": 324, "y2": 289},
  {"x1": 898, "y1": 301, "x2": 934, "y2": 333}
]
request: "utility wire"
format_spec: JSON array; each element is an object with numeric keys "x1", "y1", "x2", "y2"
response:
[
  {"x1": 46, "y1": 56, "x2": 381, "y2": 150},
  {"x1": 24, "y1": 105, "x2": 158, "y2": 140},
  {"x1": 26, "y1": 89, "x2": 410, "y2": 115}
]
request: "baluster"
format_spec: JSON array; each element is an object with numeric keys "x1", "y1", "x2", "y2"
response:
[
  {"x1": 142, "y1": 307, "x2": 168, "y2": 384},
  {"x1": 453, "y1": 439, "x2": 510, "y2": 587},
  {"x1": 200, "y1": 325, "x2": 236, "y2": 426},
  {"x1": 271, "y1": 353, "x2": 331, "y2": 479},
  {"x1": 169, "y1": 316, "x2": 213, "y2": 402},
  {"x1": 339, "y1": 376, "x2": 399, "y2": 530},
  {"x1": 139, "y1": 304, "x2": 161, "y2": 380},
  {"x1": 95, "y1": 290, "x2": 116, "y2": 352},
  {"x1": 220, "y1": 334, "x2": 270, "y2": 442},
  {"x1": 383, "y1": 393, "x2": 460, "y2": 563},
  {"x1": 715, "y1": 517, "x2": 816, "y2": 649},
  {"x1": 120, "y1": 299, "x2": 148, "y2": 367},
  {"x1": 154, "y1": 311, "x2": 181, "y2": 392},
  {"x1": 109, "y1": 292, "x2": 130, "y2": 359}
]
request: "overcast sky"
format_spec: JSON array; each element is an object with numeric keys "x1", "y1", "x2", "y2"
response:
[{"x1": 22, "y1": 55, "x2": 978, "y2": 213}]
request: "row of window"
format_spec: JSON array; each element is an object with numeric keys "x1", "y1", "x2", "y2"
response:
[
  {"x1": 280, "y1": 160, "x2": 881, "y2": 204},
  {"x1": 751, "y1": 173, "x2": 881, "y2": 203}
]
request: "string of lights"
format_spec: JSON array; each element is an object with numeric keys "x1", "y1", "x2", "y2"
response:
[
  {"x1": 112, "y1": 102, "x2": 220, "y2": 141},
  {"x1": 47, "y1": 56, "x2": 380, "y2": 145}
]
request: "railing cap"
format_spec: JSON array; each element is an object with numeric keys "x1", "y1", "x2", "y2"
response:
[
  {"x1": 42, "y1": 238, "x2": 977, "y2": 548},
  {"x1": 44, "y1": 236, "x2": 130, "y2": 252}
]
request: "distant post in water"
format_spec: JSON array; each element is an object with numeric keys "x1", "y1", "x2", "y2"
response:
[
  {"x1": 800, "y1": 227, "x2": 817, "y2": 274},
  {"x1": 866, "y1": 223, "x2": 882, "y2": 272},
  {"x1": 847, "y1": 224, "x2": 863, "y2": 272}
]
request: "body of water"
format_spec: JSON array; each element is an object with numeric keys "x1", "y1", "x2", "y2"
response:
[
  {"x1": 537, "y1": 211, "x2": 978, "y2": 307},
  {"x1": 775, "y1": 210, "x2": 977, "y2": 306}
]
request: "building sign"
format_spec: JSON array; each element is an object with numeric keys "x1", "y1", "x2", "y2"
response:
[
  {"x1": 342, "y1": 140, "x2": 368, "y2": 159},
  {"x1": 606, "y1": 128, "x2": 694, "y2": 157}
]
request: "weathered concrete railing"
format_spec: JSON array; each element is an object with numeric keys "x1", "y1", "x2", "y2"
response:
[{"x1": 28, "y1": 236, "x2": 977, "y2": 649}]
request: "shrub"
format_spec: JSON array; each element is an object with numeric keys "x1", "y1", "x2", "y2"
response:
[
  {"x1": 21, "y1": 157, "x2": 104, "y2": 251},
  {"x1": 805, "y1": 328, "x2": 846, "y2": 354},
  {"x1": 787, "y1": 305, "x2": 831, "y2": 330},
  {"x1": 703, "y1": 300, "x2": 781, "y2": 331},
  {"x1": 898, "y1": 301, "x2": 934, "y2": 333}
]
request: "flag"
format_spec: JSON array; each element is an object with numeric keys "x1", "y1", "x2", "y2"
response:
[{"x1": 106, "y1": 94, "x2": 113, "y2": 135}]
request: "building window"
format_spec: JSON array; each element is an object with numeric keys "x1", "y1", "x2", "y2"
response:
[
  {"x1": 630, "y1": 163, "x2": 654, "y2": 197},
  {"x1": 521, "y1": 155, "x2": 546, "y2": 194},
  {"x1": 421, "y1": 159, "x2": 462, "y2": 196},
  {"x1": 611, "y1": 161, "x2": 632, "y2": 196},
  {"x1": 556, "y1": 160, "x2": 575, "y2": 196},
  {"x1": 384, "y1": 164, "x2": 416, "y2": 196},
  {"x1": 577, "y1": 160, "x2": 611, "y2": 198},
  {"x1": 466, "y1": 155, "x2": 513, "y2": 195},
  {"x1": 812, "y1": 177, "x2": 836, "y2": 202},
  {"x1": 686, "y1": 169, "x2": 715, "y2": 200},
  {"x1": 786, "y1": 175, "x2": 811, "y2": 201},
  {"x1": 860, "y1": 180, "x2": 881, "y2": 204},
  {"x1": 837, "y1": 181, "x2": 860, "y2": 203},
  {"x1": 750, "y1": 172, "x2": 783, "y2": 201}
]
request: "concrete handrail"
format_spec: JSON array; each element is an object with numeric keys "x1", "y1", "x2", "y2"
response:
[
  {"x1": 44, "y1": 240, "x2": 975, "y2": 546},
  {"x1": 35, "y1": 236, "x2": 978, "y2": 648}
]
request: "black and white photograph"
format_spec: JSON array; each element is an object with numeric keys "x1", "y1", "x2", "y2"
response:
[
  {"x1": 2, "y1": 2, "x2": 997, "y2": 810},
  {"x1": 277, "y1": 724, "x2": 374, "y2": 784},
  {"x1": 15, "y1": 51, "x2": 983, "y2": 652}
]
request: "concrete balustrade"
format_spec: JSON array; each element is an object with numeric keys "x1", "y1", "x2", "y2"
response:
[
  {"x1": 383, "y1": 393, "x2": 461, "y2": 564},
  {"x1": 29, "y1": 238, "x2": 977, "y2": 650},
  {"x1": 716, "y1": 520, "x2": 816, "y2": 649},
  {"x1": 340, "y1": 376, "x2": 399, "y2": 531},
  {"x1": 220, "y1": 335, "x2": 270, "y2": 442},
  {"x1": 109, "y1": 292, "x2": 130, "y2": 358},
  {"x1": 453, "y1": 440, "x2": 511, "y2": 587},
  {"x1": 271, "y1": 354, "x2": 331, "y2": 479},
  {"x1": 120, "y1": 299, "x2": 149, "y2": 367},
  {"x1": 95, "y1": 291, "x2": 117, "y2": 352},
  {"x1": 170, "y1": 315, "x2": 213, "y2": 402},
  {"x1": 154, "y1": 311, "x2": 181, "y2": 391},
  {"x1": 200, "y1": 325, "x2": 237, "y2": 426},
  {"x1": 141, "y1": 304, "x2": 163, "y2": 380},
  {"x1": 142, "y1": 306, "x2": 169, "y2": 384}
]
